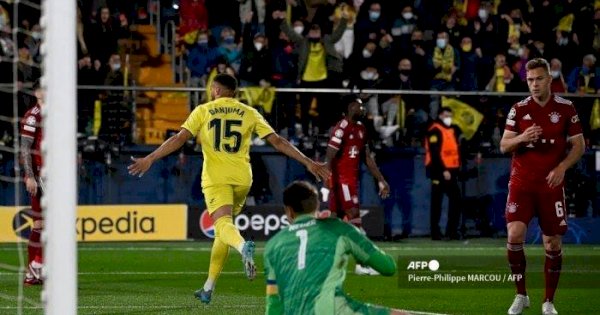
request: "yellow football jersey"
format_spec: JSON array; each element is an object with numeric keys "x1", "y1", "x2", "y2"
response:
[{"x1": 181, "y1": 97, "x2": 275, "y2": 187}]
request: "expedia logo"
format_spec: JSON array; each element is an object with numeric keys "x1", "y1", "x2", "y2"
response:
[
  {"x1": 199, "y1": 209, "x2": 289, "y2": 239},
  {"x1": 76, "y1": 211, "x2": 155, "y2": 241},
  {"x1": 12, "y1": 208, "x2": 37, "y2": 239}
]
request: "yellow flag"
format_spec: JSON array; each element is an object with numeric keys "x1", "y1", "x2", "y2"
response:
[
  {"x1": 240, "y1": 87, "x2": 276, "y2": 114},
  {"x1": 441, "y1": 97, "x2": 483, "y2": 140},
  {"x1": 557, "y1": 14, "x2": 574, "y2": 33},
  {"x1": 591, "y1": 98, "x2": 600, "y2": 130}
]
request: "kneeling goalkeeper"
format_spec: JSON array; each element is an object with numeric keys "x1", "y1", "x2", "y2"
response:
[{"x1": 264, "y1": 181, "x2": 409, "y2": 315}]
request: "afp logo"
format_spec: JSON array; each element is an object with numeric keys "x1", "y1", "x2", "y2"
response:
[
  {"x1": 12, "y1": 208, "x2": 39, "y2": 240},
  {"x1": 199, "y1": 210, "x2": 215, "y2": 238},
  {"x1": 407, "y1": 260, "x2": 440, "y2": 271}
]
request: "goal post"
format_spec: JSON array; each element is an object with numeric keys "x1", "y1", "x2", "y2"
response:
[{"x1": 41, "y1": 0, "x2": 77, "y2": 313}]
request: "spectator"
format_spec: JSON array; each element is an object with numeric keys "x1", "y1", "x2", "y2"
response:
[
  {"x1": 347, "y1": 41, "x2": 379, "y2": 82},
  {"x1": 567, "y1": 54, "x2": 600, "y2": 94},
  {"x1": 550, "y1": 30, "x2": 579, "y2": 74},
  {"x1": 217, "y1": 27, "x2": 242, "y2": 73},
  {"x1": 404, "y1": 29, "x2": 429, "y2": 90},
  {"x1": 116, "y1": 13, "x2": 131, "y2": 39},
  {"x1": 468, "y1": 1, "x2": 500, "y2": 89},
  {"x1": 76, "y1": 7, "x2": 90, "y2": 59},
  {"x1": 354, "y1": 1, "x2": 386, "y2": 51},
  {"x1": 271, "y1": 30, "x2": 299, "y2": 141},
  {"x1": 205, "y1": 0, "x2": 240, "y2": 41},
  {"x1": 485, "y1": 53, "x2": 511, "y2": 92},
  {"x1": 505, "y1": 57, "x2": 528, "y2": 92},
  {"x1": 104, "y1": 54, "x2": 127, "y2": 103},
  {"x1": 456, "y1": 36, "x2": 480, "y2": 91},
  {"x1": 24, "y1": 24, "x2": 42, "y2": 64},
  {"x1": 78, "y1": 55, "x2": 104, "y2": 134},
  {"x1": 239, "y1": 14, "x2": 272, "y2": 86},
  {"x1": 186, "y1": 30, "x2": 221, "y2": 88},
  {"x1": 90, "y1": 7, "x2": 118, "y2": 65},
  {"x1": 499, "y1": 8, "x2": 532, "y2": 54},
  {"x1": 333, "y1": 1, "x2": 358, "y2": 61},
  {"x1": 429, "y1": 31, "x2": 459, "y2": 118},
  {"x1": 442, "y1": 12, "x2": 466, "y2": 48},
  {"x1": 179, "y1": 0, "x2": 208, "y2": 45},
  {"x1": 550, "y1": 58, "x2": 567, "y2": 93},
  {"x1": 239, "y1": 0, "x2": 266, "y2": 34},
  {"x1": 275, "y1": 10, "x2": 347, "y2": 136},
  {"x1": 389, "y1": 5, "x2": 417, "y2": 54}
]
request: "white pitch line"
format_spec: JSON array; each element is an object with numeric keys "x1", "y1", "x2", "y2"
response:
[
  {"x1": 0, "y1": 304, "x2": 263, "y2": 310},
  {"x1": 401, "y1": 310, "x2": 450, "y2": 315},
  {"x1": 0, "y1": 271, "x2": 253, "y2": 276}
]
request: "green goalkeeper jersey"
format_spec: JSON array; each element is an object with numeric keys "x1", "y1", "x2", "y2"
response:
[{"x1": 264, "y1": 214, "x2": 397, "y2": 315}]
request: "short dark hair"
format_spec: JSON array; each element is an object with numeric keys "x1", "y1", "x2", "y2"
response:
[
  {"x1": 340, "y1": 94, "x2": 361, "y2": 113},
  {"x1": 438, "y1": 107, "x2": 452, "y2": 116},
  {"x1": 525, "y1": 58, "x2": 550, "y2": 74},
  {"x1": 213, "y1": 73, "x2": 238, "y2": 91},
  {"x1": 283, "y1": 181, "x2": 319, "y2": 214}
]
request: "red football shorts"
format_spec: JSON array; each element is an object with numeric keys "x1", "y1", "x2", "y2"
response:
[
  {"x1": 505, "y1": 184, "x2": 567, "y2": 236},
  {"x1": 329, "y1": 177, "x2": 360, "y2": 217}
]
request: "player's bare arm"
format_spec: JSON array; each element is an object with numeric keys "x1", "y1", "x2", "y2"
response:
[
  {"x1": 265, "y1": 133, "x2": 330, "y2": 182},
  {"x1": 546, "y1": 134, "x2": 585, "y2": 188},
  {"x1": 128, "y1": 128, "x2": 193, "y2": 177},
  {"x1": 20, "y1": 135, "x2": 38, "y2": 195},
  {"x1": 364, "y1": 146, "x2": 390, "y2": 198},
  {"x1": 499, "y1": 124, "x2": 542, "y2": 154}
]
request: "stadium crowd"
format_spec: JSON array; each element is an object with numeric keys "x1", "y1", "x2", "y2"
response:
[{"x1": 1, "y1": 0, "x2": 599, "y2": 150}]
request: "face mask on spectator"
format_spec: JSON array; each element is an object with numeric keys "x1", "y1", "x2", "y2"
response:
[
  {"x1": 254, "y1": 42, "x2": 264, "y2": 51},
  {"x1": 223, "y1": 36, "x2": 234, "y2": 44},
  {"x1": 31, "y1": 32, "x2": 42, "y2": 40},
  {"x1": 198, "y1": 37, "x2": 208, "y2": 45},
  {"x1": 462, "y1": 43, "x2": 472, "y2": 52},
  {"x1": 293, "y1": 26, "x2": 304, "y2": 34},
  {"x1": 360, "y1": 70, "x2": 377, "y2": 81},
  {"x1": 478, "y1": 9, "x2": 488, "y2": 20},
  {"x1": 402, "y1": 12, "x2": 413, "y2": 20},
  {"x1": 369, "y1": 11, "x2": 380, "y2": 21},
  {"x1": 412, "y1": 39, "x2": 424, "y2": 46},
  {"x1": 111, "y1": 63, "x2": 121, "y2": 71},
  {"x1": 558, "y1": 38, "x2": 568, "y2": 46},
  {"x1": 0, "y1": 15, "x2": 5, "y2": 27},
  {"x1": 399, "y1": 69, "x2": 411, "y2": 76},
  {"x1": 442, "y1": 117, "x2": 452, "y2": 127},
  {"x1": 512, "y1": 17, "x2": 522, "y2": 24},
  {"x1": 362, "y1": 49, "x2": 372, "y2": 58},
  {"x1": 436, "y1": 38, "x2": 447, "y2": 49},
  {"x1": 550, "y1": 70, "x2": 561, "y2": 79},
  {"x1": 308, "y1": 37, "x2": 320, "y2": 43}
]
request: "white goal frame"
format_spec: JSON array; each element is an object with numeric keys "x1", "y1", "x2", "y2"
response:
[{"x1": 40, "y1": 0, "x2": 77, "y2": 314}]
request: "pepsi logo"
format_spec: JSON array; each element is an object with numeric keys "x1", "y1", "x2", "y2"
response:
[{"x1": 199, "y1": 210, "x2": 215, "y2": 238}]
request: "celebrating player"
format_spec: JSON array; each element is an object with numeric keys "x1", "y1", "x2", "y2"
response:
[
  {"x1": 264, "y1": 181, "x2": 407, "y2": 315},
  {"x1": 324, "y1": 94, "x2": 390, "y2": 275},
  {"x1": 21, "y1": 80, "x2": 44, "y2": 286},
  {"x1": 500, "y1": 58, "x2": 585, "y2": 315},
  {"x1": 128, "y1": 73, "x2": 330, "y2": 304}
]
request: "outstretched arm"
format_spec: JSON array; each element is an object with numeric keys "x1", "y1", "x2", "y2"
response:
[
  {"x1": 128, "y1": 129, "x2": 193, "y2": 177},
  {"x1": 265, "y1": 133, "x2": 330, "y2": 182}
]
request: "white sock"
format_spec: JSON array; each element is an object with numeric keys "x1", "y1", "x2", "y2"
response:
[{"x1": 203, "y1": 279, "x2": 215, "y2": 291}]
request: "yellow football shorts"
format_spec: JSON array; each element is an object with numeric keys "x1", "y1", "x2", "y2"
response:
[{"x1": 203, "y1": 185, "x2": 251, "y2": 215}]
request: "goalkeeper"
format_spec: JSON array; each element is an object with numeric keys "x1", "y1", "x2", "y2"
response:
[{"x1": 264, "y1": 181, "x2": 409, "y2": 315}]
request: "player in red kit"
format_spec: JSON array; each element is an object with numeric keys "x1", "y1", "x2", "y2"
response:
[
  {"x1": 500, "y1": 59, "x2": 585, "y2": 315},
  {"x1": 21, "y1": 81, "x2": 45, "y2": 286},
  {"x1": 324, "y1": 95, "x2": 390, "y2": 275}
]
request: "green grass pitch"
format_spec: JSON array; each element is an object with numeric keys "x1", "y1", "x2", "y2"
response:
[{"x1": 0, "y1": 239, "x2": 598, "y2": 314}]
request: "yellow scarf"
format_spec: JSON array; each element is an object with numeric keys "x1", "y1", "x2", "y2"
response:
[{"x1": 433, "y1": 46, "x2": 455, "y2": 82}]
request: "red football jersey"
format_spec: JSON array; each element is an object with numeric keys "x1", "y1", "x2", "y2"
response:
[
  {"x1": 327, "y1": 118, "x2": 367, "y2": 180},
  {"x1": 21, "y1": 104, "x2": 43, "y2": 169},
  {"x1": 504, "y1": 95, "x2": 583, "y2": 188}
]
